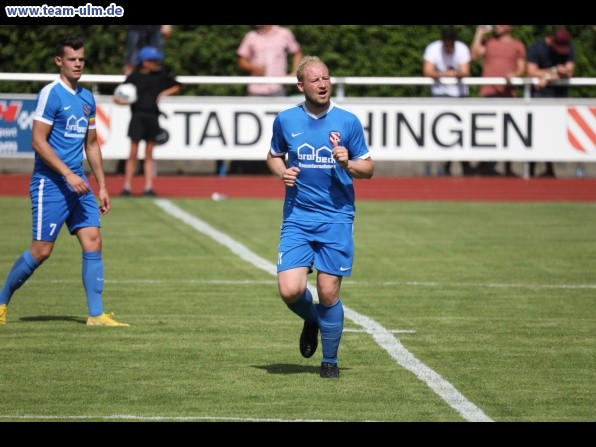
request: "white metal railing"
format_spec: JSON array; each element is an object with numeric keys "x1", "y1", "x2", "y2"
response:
[
  {"x1": 1, "y1": 74, "x2": 593, "y2": 179},
  {"x1": 1, "y1": 73, "x2": 595, "y2": 99}
]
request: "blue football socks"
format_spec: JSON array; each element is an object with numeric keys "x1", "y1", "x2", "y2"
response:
[
  {"x1": 82, "y1": 251, "x2": 104, "y2": 317},
  {"x1": 0, "y1": 250, "x2": 39, "y2": 305},
  {"x1": 286, "y1": 288, "x2": 319, "y2": 324},
  {"x1": 318, "y1": 298, "x2": 344, "y2": 364}
]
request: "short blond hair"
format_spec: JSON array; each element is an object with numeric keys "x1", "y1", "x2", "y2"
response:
[{"x1": 296, "y1": 55, "x2": 326, "y2": 82}]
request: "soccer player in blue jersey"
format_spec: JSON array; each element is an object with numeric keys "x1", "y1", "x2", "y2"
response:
[
  {"x1": 266, "y1": 56, "x2": 374, "y2": 378},
  {"x1": 0, "y1": 36, "x2": 128, "y2": 327}
]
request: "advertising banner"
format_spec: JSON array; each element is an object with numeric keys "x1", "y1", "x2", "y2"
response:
[
  {"x1": 0, "y1": 97, "x2": 36, "y2": 157},
  {"x1": 2, "y1": 95, "x2": 594, "y2": 162}
]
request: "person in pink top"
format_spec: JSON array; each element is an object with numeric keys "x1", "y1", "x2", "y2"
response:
[
  {"x1": 472, "y1": 25, "x2": 526, "y2": 98},
  {"x1": 471, "y1": 25, "x2": 526, "y2": 176},
  {"x1": 222, "y1": 26, "x2": 303, "y2": 176},
  {"x1": 237, "y1": 25, "x2": 303, "y2": 97}
]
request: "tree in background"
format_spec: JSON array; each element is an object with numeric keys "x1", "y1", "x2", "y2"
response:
[{"x1": 0, "y1": 25, "x2": 594, "y2": 97}]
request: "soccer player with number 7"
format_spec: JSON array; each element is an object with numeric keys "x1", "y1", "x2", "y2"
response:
[{"x1": 0, "y1": 36, "x2": 128, "y2": 327}]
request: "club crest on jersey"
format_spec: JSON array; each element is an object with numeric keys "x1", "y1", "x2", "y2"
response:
[
  {"x1": 83, "y1": 104, "x2": 90, "y2": 116},
  {"x1": 329, "y1": 131, "x2": 340, "y2": 146}
]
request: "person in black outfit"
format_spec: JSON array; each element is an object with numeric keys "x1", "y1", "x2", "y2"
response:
[
  {"x1": 114, "y1": 46, "x2": 182, "y2": 196},
  {"x1": 526, "y1": 27, "x2": 576, "y2": 178}
]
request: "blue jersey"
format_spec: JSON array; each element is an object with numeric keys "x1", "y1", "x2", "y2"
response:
[
  {"x1": 270, "y1": 101, "x2": 370, "y2": 223},
  {"x1": 33, "y1": 78, "x2": 96, "y2": 178}
]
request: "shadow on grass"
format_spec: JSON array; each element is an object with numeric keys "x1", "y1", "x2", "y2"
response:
[
  {"x1": 253, "y1": 363, "x2": 346, "y2": 375},
  {"x1": 19, "y1": 315, "x2": 86, "y2": 324}
]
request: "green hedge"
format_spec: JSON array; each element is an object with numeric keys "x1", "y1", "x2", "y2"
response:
[{"x1": 1, "y1": 25, "x2": 594, "y2": 97}]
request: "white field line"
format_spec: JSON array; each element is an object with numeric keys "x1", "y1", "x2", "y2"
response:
[
  {"x1": 0, "y1": 415, "x2": 335, "y2": 422},
  {"x1": 154, "y1": 198, "x2": 493, "y2": 422},
  {"x1": 35, "y1": 278, "x2": 596, "y2": 289}
]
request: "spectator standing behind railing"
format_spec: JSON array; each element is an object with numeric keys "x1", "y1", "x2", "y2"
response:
[
  {"x1": 471, "y1": 25, "x2": 526, "y2": 177},
  {"x1": 526, "y1": 27, "x2": 576, "y2": 178},
  {"x1": 422, "y1": 27, "x2": 473, "y2": 177},
  {"x1": 219, "y1": 25, "x2": 304, "y2": 176},
  {"x1": 237, "y1": 25, "x2": 303, "y2": 96}
]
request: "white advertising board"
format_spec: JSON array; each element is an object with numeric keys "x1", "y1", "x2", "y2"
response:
[{"x1": 3, "y1": 95, "x2": 595, "y2": 162}]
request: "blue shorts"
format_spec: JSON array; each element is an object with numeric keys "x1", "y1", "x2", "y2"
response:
[
  {"x1": 277, "y1": 221, "x2": 354, "y2": 276},
  {"x1": 29, "y1": 173, "x2": 101, "y2": 242}
]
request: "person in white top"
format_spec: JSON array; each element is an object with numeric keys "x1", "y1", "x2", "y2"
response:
[
  {"x1": 423, "y1": 27, "x2": 471, "y2": 97},
  {"x1": 422, "y1": 27, "x2": 472, "y2": 175}
]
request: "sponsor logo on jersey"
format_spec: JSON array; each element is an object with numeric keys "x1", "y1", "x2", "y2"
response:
[{"x1": 329, "y1": 131, "x2": 340, "y2": 146}]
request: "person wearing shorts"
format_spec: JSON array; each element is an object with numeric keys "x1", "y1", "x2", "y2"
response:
[
  {"x1": 266, "y1": 55, "x2": 374, "y2": 378},
  {"x1": 115, "y1": 45, "x2": 182, "y2": 197},
  {"x1": 0, "y1": 36, "x2": 128, "y2": 327}
]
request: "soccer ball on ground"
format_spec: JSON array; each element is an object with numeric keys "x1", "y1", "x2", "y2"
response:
[{"x1": 114, "y1": 83, "x2": 137, "y2": 104}]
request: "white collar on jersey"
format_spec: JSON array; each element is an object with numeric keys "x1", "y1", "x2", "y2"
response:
[{"x1": 302, "y1": 101, "x2": 335, "y2": 119}]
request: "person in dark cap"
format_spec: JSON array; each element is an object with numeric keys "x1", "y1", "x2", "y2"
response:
[
  {"x1": 551, "y1": 27, "x2": 572, "y2": 55},
  {"x1": 526, "y1": 27, "x2": 576, "y2": 178},
  {"x1": 114, "y1": 45, "x2": 182, "y2": 196},
  {"x1": 527, "y1": 27, "x2": 575, "y2": 98}
]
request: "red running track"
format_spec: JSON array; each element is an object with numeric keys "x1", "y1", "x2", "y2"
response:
[{"x1": 0, "y1": 174, "x2": 595, "y2": 202}]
